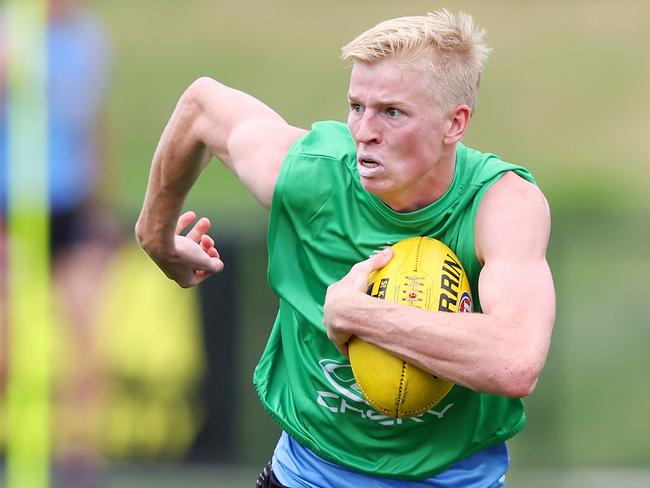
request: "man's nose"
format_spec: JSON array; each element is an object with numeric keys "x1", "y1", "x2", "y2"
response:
[{"x1": 355, "y1": 112, "x2": 382, "y2": 145}]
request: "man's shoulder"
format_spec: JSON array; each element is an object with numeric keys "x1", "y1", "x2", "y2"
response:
[
  {"x1": 475, "y1": 169, "x2": 551, "y2": 265},
  {"x1": 458, "y1": 143, "x2": 537, "y2": 188},
  {"x1": 484, "y1": 171, "x2": 547, "y2": 207}
]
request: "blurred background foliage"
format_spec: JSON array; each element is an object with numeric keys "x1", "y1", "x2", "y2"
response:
[{"x1": 3, "y1": 0, "x2": 650, "y2": 486}]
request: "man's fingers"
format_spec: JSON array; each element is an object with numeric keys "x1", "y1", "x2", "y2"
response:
[
  {"x1": 206, "y1": 256, "x2": 224, "y2": 273},
  {"x1": 200, "y1": 234, "x2": 214, "y2": 249},
  {"x1": 335, "y1": 341, "x2": 349, "y2": 358},
  {"x1": 175, "y1": 210, "x2": 197, "y2": 234},
  {"x1": 339, "y1": 247, "x2": 394, "y2": 292},
  {"x1": 201, "y1": 235, "x2": 220, "y2": 258},
  {"x1": 370, "y1": 246, "x2": 394, "y2": 268},
  {"x1": 168, "y1": 233, "x2": 224, "y2": 287},
  {"x1": 186, "y1": 217, "x2": 211, "y2": 242},
  {"x1": 351, "y1": 247, "x2": 394, "y2": 276},
  {"x1": 194, "y1": 256, "x2": 224, "y2": 277},
  {"x1": 175, "y1": 212, "x2": 212, "y2": 244}
]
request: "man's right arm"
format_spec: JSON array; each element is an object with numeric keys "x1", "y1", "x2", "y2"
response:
[{"x1": 135, "y1": 77, "x2": 306, "y2": 287}]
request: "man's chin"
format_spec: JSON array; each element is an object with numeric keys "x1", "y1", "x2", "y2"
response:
[{"x1": 358, "y1": 177, "x2": 387, "y2": 198}]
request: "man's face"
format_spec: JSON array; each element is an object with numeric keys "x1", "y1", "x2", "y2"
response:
[{"x1": 347, "y1": 58, "x2": 455, "y2": 212}]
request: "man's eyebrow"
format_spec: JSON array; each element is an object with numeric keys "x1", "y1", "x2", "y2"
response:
[
  {"x1": 347, "y1": 94, "x2": 407, "y2": 105},
  {"x1": 379, "y1": 99, "x2": 408, "y2": 107},
  {"x1": 372, "y1": 99, "x2": 411, "y2": 108},
  {"x1": 346, "y1": 93, "x2": 414, "y2": 111}
]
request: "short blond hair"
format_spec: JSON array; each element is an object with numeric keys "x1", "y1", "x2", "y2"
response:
[{"x1": 341, "y1": 10, "x2": 491, "y2": 114}]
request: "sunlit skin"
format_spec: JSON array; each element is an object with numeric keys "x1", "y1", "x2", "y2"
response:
[{"x1": 347, "y1": 58, "x2": 469, "y2": 212}]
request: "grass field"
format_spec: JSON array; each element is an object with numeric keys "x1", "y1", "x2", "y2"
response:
[{"x1": 92, "y1": 0, "x2": 650, "y2": 221}]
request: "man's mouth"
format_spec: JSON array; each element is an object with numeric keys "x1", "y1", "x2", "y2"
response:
[{"x1": 357, "y1": 156, "x2": 383, "y2": 177}]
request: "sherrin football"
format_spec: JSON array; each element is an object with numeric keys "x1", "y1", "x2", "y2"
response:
[{"x1": 348, "y1": 236, "x2": 473, "y2": 418}]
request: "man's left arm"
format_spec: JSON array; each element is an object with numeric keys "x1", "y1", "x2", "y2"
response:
[{"x1": 323, "y1": 172, "x2": 556, "y2": 398}]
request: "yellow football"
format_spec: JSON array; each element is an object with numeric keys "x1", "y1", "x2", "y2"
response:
[{"x1": 348, "y1": 236, "x2": 473, "y2": 418}]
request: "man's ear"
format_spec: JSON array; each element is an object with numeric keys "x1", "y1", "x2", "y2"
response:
[{"x1": 443, "y1": 105, "x2": 471, "y2": 144}]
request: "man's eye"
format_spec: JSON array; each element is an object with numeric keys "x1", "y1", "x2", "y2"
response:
[
  {"x1": 386, "y1": 108, "x2": 401, "y2": 117},
  {"x1": 350, "y1": 104, "x2": 363, "y2": 113}
]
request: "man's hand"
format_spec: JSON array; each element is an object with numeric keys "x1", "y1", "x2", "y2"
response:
[
  {"x1": 323, "y1": 247, "x2": 393, "y2": 356},
  {"x1": 146, "y1": 210, "x2": 224, "y2": 288}
]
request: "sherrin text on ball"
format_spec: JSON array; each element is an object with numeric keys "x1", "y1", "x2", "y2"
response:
[{"x1": 348, "y1": 236, "x2": 473, "y2": 418}]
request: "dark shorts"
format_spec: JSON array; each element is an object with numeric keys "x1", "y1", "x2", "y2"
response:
[
  {"x1": 256, "y1": 461, "x2": 287, "y2": 488},
  {"x1": 49, "y1": 206, "x2": 90, "y2": 257},
  {"x1": 0, "y1": 205, "x2": 91, "y2": 265}
]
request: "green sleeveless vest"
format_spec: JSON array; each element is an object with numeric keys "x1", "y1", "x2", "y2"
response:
[{"x1": 254, "y1": 121, "x2": 536, "y2": 479}]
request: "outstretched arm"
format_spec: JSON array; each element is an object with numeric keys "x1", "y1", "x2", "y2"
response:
[
  {"x1": 323, "y1": 172, "x2": 556, "y2": 398},
  {"x1": 135, "y1": 77, "x2": 306, "y2": 287}
]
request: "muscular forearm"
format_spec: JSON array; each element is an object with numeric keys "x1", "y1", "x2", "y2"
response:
[
  {"x1": 136, "y1": 88, "x2": 212, "y2": 254},
  {"x1": 136, "y1": 76, "x2": 302, "y2": 250},
  {"x1": 330, "y1": 291, "x2": 544, "y2": 398}
]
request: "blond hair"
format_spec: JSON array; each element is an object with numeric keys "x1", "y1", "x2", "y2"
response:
[{"x1": 341, "y1": 10, "x2": 491, "y2": 114}]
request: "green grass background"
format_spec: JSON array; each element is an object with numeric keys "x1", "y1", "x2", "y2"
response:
[
  {"x1": 55, "y1": 0, "x2": 650, "y2": 480},
  {"x1": 94, "y1": 0, "x2": 650, "y2": 221}
]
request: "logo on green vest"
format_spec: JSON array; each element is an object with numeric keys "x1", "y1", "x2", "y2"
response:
[{"x1": 316, "y1": 359, "x2": 453, "y2": 426}]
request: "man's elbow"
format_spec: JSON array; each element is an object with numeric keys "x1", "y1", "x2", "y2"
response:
[
  {"x1": 502, "y1": 374, "x2": 539, "y2": 399},
  {"x1": 170, "y1": 77, "x2": 220, "y2": 127},
  {"x1": 178, "y1": 78, "x2": 211, "y2": 116},
  {"x1": 183, "y1": 76, "x2": 224, "y2": 107},
  {"x1": 499, "y1": 361, "x2": 543, "y2": 398}
]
